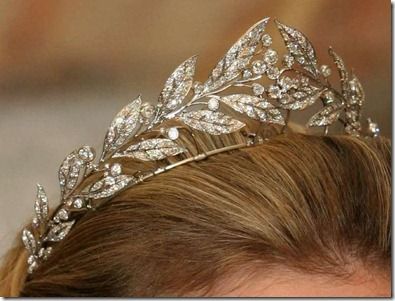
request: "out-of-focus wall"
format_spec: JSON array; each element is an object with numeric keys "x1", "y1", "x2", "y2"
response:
[{"x1": 0, "y1": 0, "x2": 391, "y2": 257}]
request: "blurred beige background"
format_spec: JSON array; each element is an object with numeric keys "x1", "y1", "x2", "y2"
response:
[{"x1": 0, "y1": 0, "x2": 391, "y2": 257}]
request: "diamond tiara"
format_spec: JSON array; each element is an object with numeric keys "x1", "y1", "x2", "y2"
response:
[{"x1": 21, "y1": 17, "x2": 380, "y2": 274}]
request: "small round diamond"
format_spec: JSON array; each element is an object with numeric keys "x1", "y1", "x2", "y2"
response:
[
  {"x1": 345, "y1": 111, "x2": 358, "y2": 120},
  {"x1": 167, "y1": 127, "x2": 179, "y2": 140},
  {"x1": 28, "y1": 255, "x2": 36, "y2": 265},
  {"x1": 282, "y1": 54, "x2": 294, "y2": 68},
  {"x1": 104, "y1": 176, "x2": 116, "y2": 186},
  {"x1": 349, "y1": 95, "x2": 359, "y2": 105},
  {"x1": 242, "y1": 69, "x2": 253, "y2": 79},
  {"x1": 296, "y1": 56, "x2": 305, "y2": 64},
  {"x1": 73, "y1": 198, "x2": 83, "y2": 209},
  {"x1": 140, "y1": 103, "x2": 155, "y2": 118},
  {"x1": 252, "y1": 60, "x2": 266, "y2": 75},
  {"x1": 263, "y1": 49, "x2": 278, "y2": 65},
  {"x1": 322, "y1": 91, "x2": 335, "y2": 104},
  {"x1": 349, "y1": 79, "x2": 359, "y2": 93},
  {"x1": 368, "y1": 120, "x2": 380, "y2": 137},
  {"x1": 193, "y1": 81, "x2": 204, "y2": 95},
  {"x1": 78, "y1": 146, "x2": 95, "y2": 162},
  {"x1": 110, "y1": 163, "x2": 122, "y2": 177},
  {"x1": 32, "y1": 218, "x2": 39, "y2": 228},
  {"x1": 166, "y1": 99, "x2": 180, "y2": 110},
  {"x1": 45, "y1": 247, "x2": 53, "y2": 256},
  {"x1": 300, "y1": 76, "x2": 309, "y2": 86},
  {"x1": 279, "y1": 77, "x2": 294, "y2": 90},
  {"x1": 289, "y1": 43, "x2": 299, "y2": 53},
  {"x1": 57, "y1": 209, "x2": 68, "y2": 221},
  {"x1": 207, "y1": 98, "x2": 220, "y2": 111},
  {"x1": 279, "y1": 94, "x2": 292, "y2": 105},
  {"x1": 320, "y1": 65, "x2": 332, "y2": 77},
  {"x1": 268, "y1": 85, "x2": 282, "y2": 99},
  {"x1": 266, "y1": 67, "x2": 280, "y2": 80},
  {"x1": 252, "y1": 83, "x2": 265, "y2": 96},
  {"x1": 261, "y1": 34, "x2": 272, "y2": 47}
]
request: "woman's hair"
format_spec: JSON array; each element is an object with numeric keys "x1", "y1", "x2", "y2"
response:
[{"x1": 0, "y1": 130, "x2": 391, "y2": 296}]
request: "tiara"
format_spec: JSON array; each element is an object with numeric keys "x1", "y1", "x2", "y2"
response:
[{"x1": 21, "y1": 17, "x2": 380, "y2": 274}]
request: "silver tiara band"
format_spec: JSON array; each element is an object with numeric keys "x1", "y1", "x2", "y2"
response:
[{"x1": 21, "y1": 17, "x2": 380, "y2": 274}]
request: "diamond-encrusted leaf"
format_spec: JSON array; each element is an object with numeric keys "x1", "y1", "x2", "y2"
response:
[
  {"x1": 202, "y1": 17, "x2": 270, "y2": 94},
  {"x1": 277, "y1": 86, "x2": 324, "y2": 110},
  {"x1": 347, "y1": 73, "x2": 365, "y2": 107},
  {"x1": 158, "y1": 56, "x2": 197, "y2": 115},
  {"x1": 219, "y1": 94, "x2": 284, "y2": 125},
  {"x1": 45, "y1": 220, "x2": 75, "y2": 242},
  {"x1": 114, "y1": 138, "x2": 186, "y2": 161},
  {"x1": 22, "y1": 229, "x2": 37, "y2": 254},
  {"x1": 58, "y1": 151, "x2": 83, "y2": 198},
  {"x1": 88, "y1": 175, "x2": 135, "y2": 200},
  {"x1": 275, "y1": 20, "x2": 319, "y2": 77},
  {"x1": 180, "y1": 110, "x2": 245, "y2": 135},
  {"x1": 34, "y1": 184, "x2": 49, "y2": 223},
  {"x1": 307, "y1": 102, "x2": 344, "y2": 127},
  {"x1": 102, "y1": 96, "x2": 142, "y2": 159},
  {"x1": 328, "y1": 47, "x2": 349, "y2": 98},
  {"x1": 344, "y1": 73, "x2": 364, "y2": 136}
]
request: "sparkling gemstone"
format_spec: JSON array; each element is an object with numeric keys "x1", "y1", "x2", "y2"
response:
[
  {"x1": 296, "y1": 56, "x2": 305, "y2": 64},
  {"x1": 242, "y1": 69, "x2": 253, "y2": 79},
  {"x1": 166, "y1": 99, "x2": 179, "y2": 109},
  {"x1": 31, "y1": 218, "x2": 39, "y2": 228},
  {"x1": 323, "y1": 91, "x2": 335, "y2": 104},
  {"x1": 266, "y1": 67, "x2": 280, "y2": 80},
  {"x1": 289, "y1": 43, "x2": 299, "y2": 53},
  {"x1": 78, "y1": 146, "x2": 94, "y2": 162},
  {"x1": 349, "y1": 95, "x2": 358, "y2": 105},
  {"x1": 345, "y1": 110, "x2": 358, "y2": 120},
  {"x1": 279, "y1": 77, "x2": 294, "y2": 90},
  {"x1": 268, "y1": 85, "x2": 282, "y2": 99},
  {"x1": 252, "y1": 60, "x2": 266, "y2": 75},
  {"x1": 114, "y1": 117, "x2": 123, "y2": 125},
  {"x1": 349, "y1": 79, "x2": 358, "y2": 93},
  {"x1": 140, "y1": 103, "x2": 155, "y2": 118},
  {"x1": 263, "y1": 49, "x2": 278, "y2": 65},
  {"x1": 38, "y1": 248, "x2": 45, "y2": 258},
  {"x1": 212, "y1": 65, "x2": 222, "y2": 78},
  {"x1": 245, "y1": 105, "x2": 255, "y2": 117},
  {"x1": 252, "y1": 83, "x2": 265, "y2": 96},
  {"x1": 104, "y1": 176, "x2": 116, "y2": 186},
  {"x1": 46, "y1": 247, "x2": 53, "y2": 255},
  {"x1": 261, "y1": 34, "x2": 272, "y2": 47},
  {"x1": 57, "y1": 209, "x2": 68, "y2": 221},
  {"x1": 368, "y1": 121, "x2": 380, "y2": 137},
  {"x1": 73, "y1": 198, "x2": 83, "y2": 209},
  {"x1": 28, "y1": 262, "x2": 38, "y2": 274},
  {"x1": 167, "y1": 127, "x2": 179, "y2": 140},
  {"x1": 110, "y1": 163, "x2": 122, "y2": 176},
  {"x1": 279, "y1": 94, "x2": 292, "y2": 104},
  {"x1": 320, "y1": 65, "x2": 332, "y2": 77},
  {"x1": 293, "y1": 91, "x2": 306, "y2": 99},
  {"x1": 27, "y1": 255, "x2": 36, "y2": 265},
  {"x1": 207, "y1": 98, "x2": 220, "y2": 111},
  {"x1": 282, "y1": 54, "x2": 294, "y2": 68},
  {"x1": 193, "y1": 81, "x2": 204, "y2": 94},
  {"x1": 300, "y1": 76, "x2": 309, "y2": 86}
]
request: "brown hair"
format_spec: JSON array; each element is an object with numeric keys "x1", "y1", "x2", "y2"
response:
[{"x1": 0, "y1": 131, "x2": 391, "y2": 296}]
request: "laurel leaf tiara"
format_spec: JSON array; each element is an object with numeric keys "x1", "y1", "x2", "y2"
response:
[{"x1": 21, "y1": 17, "x2": 380, "y2": 274}]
